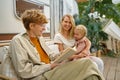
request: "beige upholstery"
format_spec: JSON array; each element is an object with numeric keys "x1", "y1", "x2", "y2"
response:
[
  {"x1": 0, "y1": 46, "x2": 19, "y2": 80},
  {"x1": 0, "y1": 46, "x2": 12, "y2": 80}
]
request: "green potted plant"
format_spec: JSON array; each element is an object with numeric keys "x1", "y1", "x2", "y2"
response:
[
  {"x1": 77, "y1": 0, "x2": 110, "y2": 55},
  {"x1": 77, "y1": 0, "x2": 120, "y2": 56}
]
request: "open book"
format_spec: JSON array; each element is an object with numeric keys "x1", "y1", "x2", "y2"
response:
[{"x1": 53, "y1": 47, "x2": 77, "y2": 63}]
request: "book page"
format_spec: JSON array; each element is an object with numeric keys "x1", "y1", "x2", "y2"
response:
[{"x1": 53, "y1": 47, "x2": 77, "y2": 63}]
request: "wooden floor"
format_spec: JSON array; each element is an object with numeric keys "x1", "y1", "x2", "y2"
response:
[{"x1": 102, "y1": 56, "x2": 120, "y2": 80}]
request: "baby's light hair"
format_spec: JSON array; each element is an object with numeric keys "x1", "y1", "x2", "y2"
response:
[{"x1": 75, "y1": 24, "x2": 87, "y2": 37}]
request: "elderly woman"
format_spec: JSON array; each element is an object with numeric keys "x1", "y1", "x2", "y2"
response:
[{"x1": 8, "y1": 9, "x2": 104, "y2": 80}]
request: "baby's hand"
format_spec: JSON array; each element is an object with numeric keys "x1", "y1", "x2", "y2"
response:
[
  {"x1": 68, "y1": 55, "x2": 80, "y2": 61},
  {"x1": 81, "y1": 51, "x2": 90, "y2": 56}
]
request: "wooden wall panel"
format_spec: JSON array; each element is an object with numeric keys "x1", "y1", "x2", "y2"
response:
[
  {"x1": 0, "y1": 34, "x2": 17, "y2": 40},
  {"x1": 0, "y1": 33, "x2": 50, "y2": 40}
]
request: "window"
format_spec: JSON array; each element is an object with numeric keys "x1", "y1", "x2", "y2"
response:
[{"x1": 14, "y1": 0, "x2": 50, "y2": 35}]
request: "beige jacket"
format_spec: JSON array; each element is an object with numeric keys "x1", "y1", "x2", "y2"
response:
[{"x1": 8, "y1": 33, "x2": 57, "y2": 79}]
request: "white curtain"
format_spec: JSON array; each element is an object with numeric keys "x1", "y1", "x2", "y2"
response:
[
  {"x1": 63, "y1": 0, "x2": 79, "y2": 16},
  {"x1": 112, "y1": 0, "x2": 120, "y2": 4}
]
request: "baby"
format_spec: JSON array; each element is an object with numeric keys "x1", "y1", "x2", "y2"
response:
[
  {"x1": 74, "y1": 24, "x2": 91, "y2": 57},
  {"x1": 73, "y1": 24, "x2": 104, "y2": 73}
]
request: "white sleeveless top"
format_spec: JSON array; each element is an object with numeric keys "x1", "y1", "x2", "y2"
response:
[{"x1": 54, "y1": 33, "x2": 75, "y2": 49}]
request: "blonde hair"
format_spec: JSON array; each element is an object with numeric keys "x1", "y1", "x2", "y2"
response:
[
  {"x1": 75, "y1": 24, "x2": 87, "y2": 37},
  {"x1": 59, "y1": 14, "x2": 75, "y2": 38},
  {"x1": 21, "y1": 9, "x2": 48, "y2": 30}
]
